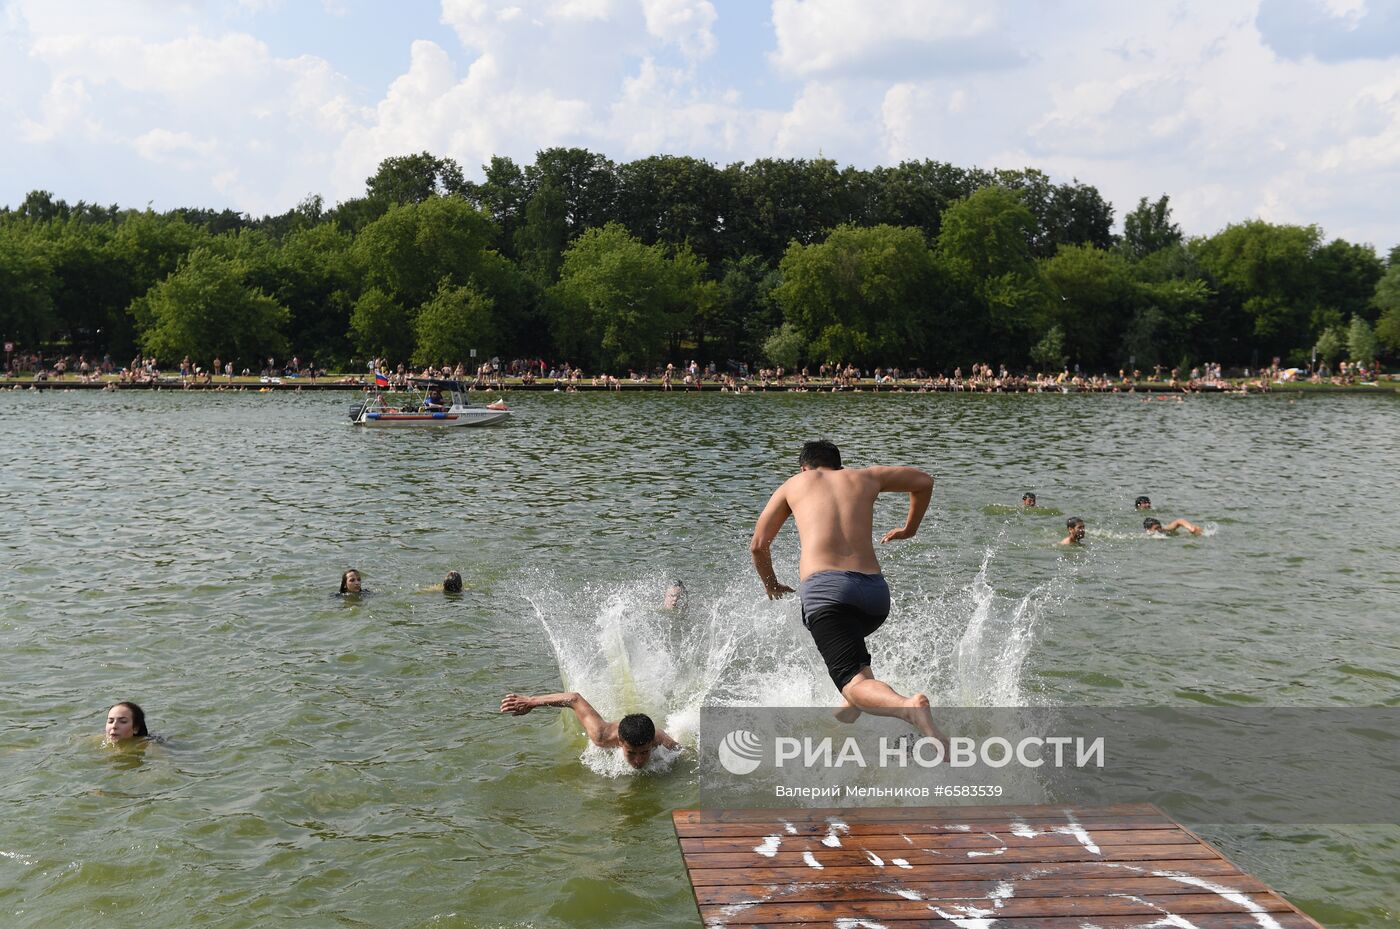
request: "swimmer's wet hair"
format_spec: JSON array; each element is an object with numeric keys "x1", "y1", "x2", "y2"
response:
[
  {"x1": 1022, "y1": 492, "x2": 1036, "y2": 502},
  {"x1": 444, "y1": 571, "x2": 462, "y2": 593},
  {"x1": 339, "y1": 569, "x2": 360, "y2": 593},
  {"x1": 1135, "y1": 496, "x2": 1151, "y2": 507},
  {"x1": 1066, "y1": 516, "x2": 1085, "y2": 528},
  {"x1": 114, "y1": 701, "x2": 149, "y2": 738},
  {"x1": 617, "y1": 713, "x2": 655, "y2": 748},
  {"x1": 1144, "y1": 517, "x2": 1162, "y2": 530},
  {"x1": 799, "y1": 439, "x2": 842, "y2": 470}
]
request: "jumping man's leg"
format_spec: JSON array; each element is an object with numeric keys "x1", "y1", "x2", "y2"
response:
[
  {"x1": 840, "y1": 668, "x2": 945, "y2": 743},
  {"x1": 833, "y1": 698, "x2": 862, "y2": 724}
]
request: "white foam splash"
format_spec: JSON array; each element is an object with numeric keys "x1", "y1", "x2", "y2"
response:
[
  {"x1": 803, "y1": 850, "x2": 823, "y2": 870},
  {"x1": 753, "y1": 835, "x2": 781, "y2": 857}
]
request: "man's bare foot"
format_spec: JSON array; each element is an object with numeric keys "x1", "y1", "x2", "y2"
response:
[
  {"x1": 901, "y1": 693, "x2": 947, "y2": 744},
  {"x1": 833, "y1": 700, "x2": 862, "y2": 724}
]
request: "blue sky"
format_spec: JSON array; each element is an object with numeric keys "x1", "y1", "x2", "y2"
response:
[{"x1": 2, "y1": 0, "x2": 1397, "y2": 249}]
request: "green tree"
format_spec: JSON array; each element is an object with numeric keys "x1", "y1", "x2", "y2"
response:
[
  {"x1": 412, "y1": 279, "x2": 496, "y2": 366},
  {"x1": 463, "y1": 155, "x2": 529, "y2": 255},
  {"x1": 365, "y1": 152, "x2": 467, "y2": 205},
  {"x1": 549, "y1": 223, "x2": 697, "y2": 370},
  {"x1": 1030, "y1": 324, "x2": 1067, "y2": 371},
  {"x1": 936, "y1": 187, "x2": 1046, "y2": 357},
  {"x1": 1346, "y1": 315, "x2": 1380, "y2": 363},
  {"x1": 348, "y1": 287, "x2": 412, "y2": 361},
  {"x1": 774, "y1": 224, "x2": 939, "y2": 366},
  {"x1": 1121, "y1": 195, "x2": 1182, "y2": 260},
  {"x1": 711, "y1": 255, "x2": 780, "y2": 363},
  {"x1": 763, "y1": 322, "x2": 806, "y2": 369},
  {"x1": 1374, "y1": 262, "x2": 1400, "y2": 353},
  {"x1": 275, "y1": 222, "x2": 359, "y2": 365},
  {"x1": 133, "y1": 248, "x2": 288, "y2": 364},
  {"x1": 1038, "y1": 244, "x2": 1135, "y2": 368},
  {"x1": 0, "y1": 224, "x2": 56, "y2": 347},
  {"x1": 514, "y1": 181, "x2": 568, "y2": 285},
  {"x1": 614, "y1": 155, "x2": 731, "y2": 267},
  {"x1": 353, "y1": 197, "x2": 497, "y2": 309},
  {"x1": 1313, "y1": 326, "x2": 1345, "y2": 366},
  {"x1": 1195, "y1": 220, "x2": 1322, "y2": 356}
]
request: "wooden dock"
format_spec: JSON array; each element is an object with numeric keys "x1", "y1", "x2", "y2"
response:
[{"x1": 673, "y1": 802, "x2": 1324, "y2": 928}]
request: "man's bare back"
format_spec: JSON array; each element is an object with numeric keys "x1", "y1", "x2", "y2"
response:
[{"x1": 752, "y1": 465, "x2": 933, "y2": 595}]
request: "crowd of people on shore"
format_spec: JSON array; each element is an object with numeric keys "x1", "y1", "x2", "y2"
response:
[{"x1": 8, "y1": 350, "x2": 1388, "y2": 393}]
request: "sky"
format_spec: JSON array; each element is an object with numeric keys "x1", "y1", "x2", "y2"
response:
[{"x1": 2, "y1": 0, "x2": 1398, "y2": 249}]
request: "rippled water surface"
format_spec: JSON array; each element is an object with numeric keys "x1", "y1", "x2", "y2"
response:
[{"x1": 2, "y1": 389, "x2": 1398, "y2": 927}]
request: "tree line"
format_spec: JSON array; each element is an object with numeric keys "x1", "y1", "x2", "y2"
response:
[{"x1": 2, "y1": 148, "x2": 1397, "y2": 374}]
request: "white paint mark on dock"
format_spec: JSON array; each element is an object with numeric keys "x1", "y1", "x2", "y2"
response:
[
  {"x1": 802, "y1": 850, "x2": 824, "y2": 870},
  {"x1": 753, "y1": 835, "x2": 781, "y2": 857}
]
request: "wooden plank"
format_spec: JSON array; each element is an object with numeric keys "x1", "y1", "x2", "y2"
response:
[
  {"x1": 728, "y1": 915, "x2": 1321, "y2": 929},
  {"x1": 679, "y1": 827, "x2": 1197, "y2": 853},
  {"x1": 684, "y1": 857, "x2": 1247, "y2": 886},
  {"x1": 673, "y1": 802, "x2": 1166, "y2": 825},
  {"x1": 700, "y1": 891, "x2": 1295, "y2": 924},
  {"x1": 682, "y1": 842, "x2": 1218, "y2": 870},
  {"x1": 694, "y1": 874, "x2": 1273, "y2": 906},
  {"x1": 675, "y1": 816, "x2": 1179, "y2": 838}
]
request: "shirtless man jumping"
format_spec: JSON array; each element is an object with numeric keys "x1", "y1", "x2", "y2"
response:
[{"x1": 750, "y1": 439, "x2": 942, "y2": 740}]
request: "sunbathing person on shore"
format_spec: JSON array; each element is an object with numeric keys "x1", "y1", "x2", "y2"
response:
[
  {"x1": 499, "y1": 691, "x2": 680, "y2": 769},
  {"x1": 1144, "y1": 517, "x2": 1202, "y2": 536}
]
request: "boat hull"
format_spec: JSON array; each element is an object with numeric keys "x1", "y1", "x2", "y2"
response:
[{"x1": 354, "y1": 409, "x2": 510, "y2": 427}]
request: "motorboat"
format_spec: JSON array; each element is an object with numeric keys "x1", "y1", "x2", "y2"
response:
[{"x1": 349, "y1": 378, "x2": 511, "y2": 428}]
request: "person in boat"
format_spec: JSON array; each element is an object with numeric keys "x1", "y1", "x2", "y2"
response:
[
  {"x1": 1144, "y1": 516, "x2": 1202, "y2": 536},
  {"x1": 499, "y1": 691, "x2": 679, "y2": 770},
  {"x1": 104, "y1": 701, "x2": 150, "y2": 743},
  {"x1": 340, "y1": 569, "x2": 363, "y2": 595},
  {"x1": 1021, "y1": 492, "x2": 1038, "y2": 507},
  {"x1": 423, "y1": 386, "x2": 448, "y2": 411},
  {"x1": 750, "y1": 440, "x2": 943, "y2": 742},
  {"x1": 1060, "y1": 517, "x2": 1086, "y2": 545}
]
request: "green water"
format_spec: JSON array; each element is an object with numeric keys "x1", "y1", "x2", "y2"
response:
[{"x1": 1, "y1": 390, "x2": 1397, "y2": 928}]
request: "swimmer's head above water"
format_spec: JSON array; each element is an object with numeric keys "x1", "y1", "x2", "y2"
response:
[
  {"x1": 340, "y1": 569, "x2": 362, "y2": 594},
  {"x1": 1143, "y1": 517, "x2": 1163, "y2": 532},
  {"x1": 1022, "y1": 492, "x2": 1037, "y2": 507},
  {"x1": 617, "y1": 714, "x2": 659, "y2": 769},
  {"x1": 443, "y1": 571, "x2": 463, "y2": 593},
  {"x1": 662, "y1": 580, "x2": 686, "y2": 611},
  {"x1": 1062, "y1": 517, "x2": 1086, "y2": 544},
  {"x1": 1135, "y1": 496, "x2": 1152, "y2": 510},
  {"x1": 105, "y1": 701, "x2": 148, "y2": 741},
  {"x1": 798, "y1": 439, "x2": 842, "y2": 471}
]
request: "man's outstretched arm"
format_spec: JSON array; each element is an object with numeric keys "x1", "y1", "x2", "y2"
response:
[
  {"x1": 872, "y1": 467, "x2": 934, "y2": 543},
  {"x1": 1166, "y1": 518, "x2": 1202, "y2": 535},
  {"x1": 750, "y1": 486, "x2": 796, "y2": 599},
  {"x1": 500, "y1": 692, "x2": 613, "y2": 746}
]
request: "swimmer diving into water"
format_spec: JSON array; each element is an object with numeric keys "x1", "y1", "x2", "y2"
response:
[
  {"x1": 499, "y1": 691, "x2": 679, "y2": 770},
  {"x1": 750, "y1": 440, "x2": 945, "y2": 742}
]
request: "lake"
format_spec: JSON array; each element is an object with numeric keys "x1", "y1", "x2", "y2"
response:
[{"x1": 1, "y1": 389, "x2": 1397, "y2": 928}]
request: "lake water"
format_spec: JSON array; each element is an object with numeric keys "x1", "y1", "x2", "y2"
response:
[{"x1": 1, "y1": 389, "x2": 1397, "y2": 928}]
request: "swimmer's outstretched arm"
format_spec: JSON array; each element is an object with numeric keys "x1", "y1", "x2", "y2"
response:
[
  {"x1": 1165, "y1": 519, "x2": 1202, "y2": 535},
  {"x1": 751, "y1": 487, "x2": 796, "y2": 599},
  {"x1": 500, "y1": 692, "x2": 614, "y2": 746}
]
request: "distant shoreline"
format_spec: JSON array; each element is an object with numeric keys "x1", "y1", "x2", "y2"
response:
[{"x1": 5, "y1": 376, "x2": 1397, "y2": 395}]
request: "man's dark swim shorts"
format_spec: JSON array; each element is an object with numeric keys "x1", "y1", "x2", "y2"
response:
[{"x1": 798, "y1": 570, "x2": 891, "y2": 691}]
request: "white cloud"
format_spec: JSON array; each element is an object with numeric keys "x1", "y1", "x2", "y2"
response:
[{"x1": 641, "y1": 0, "x2": 717, "y2": 61}]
